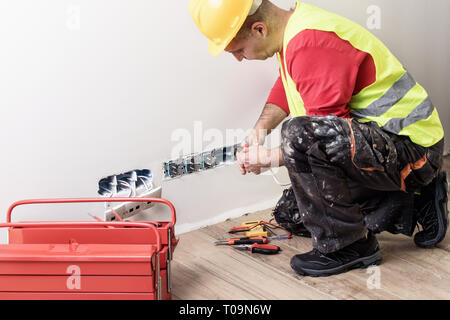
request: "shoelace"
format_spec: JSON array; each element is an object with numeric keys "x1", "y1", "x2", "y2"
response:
[{"x1": 419, "y1": 202, "x2": 438, "y2": 232}]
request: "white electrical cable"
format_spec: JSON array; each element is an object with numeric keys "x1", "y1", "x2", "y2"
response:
[
  {"x1": 269, "y1": 168, "x2": 291, "y2": 187},
  {"x1": 243, "y1": 139, "x2": 291, "y2": 187},
  {"x1": 106, "y1": 176, "x2": 118, "y2": 208},
  {"x1": 117, "y1": 180, "x2": 132, "y2": 197},
  {"x1": 138, "y1": 175, "x2": 153, "y2": 192}
]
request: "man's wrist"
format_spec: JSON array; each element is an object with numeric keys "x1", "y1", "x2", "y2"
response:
[{"x1": 267, "y1": 147, "x2": 283, "y2": 167}]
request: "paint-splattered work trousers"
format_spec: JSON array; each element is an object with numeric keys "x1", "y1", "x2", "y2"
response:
[{"x1": 281, "y1": 115, "x2": 444, "y2": 254}]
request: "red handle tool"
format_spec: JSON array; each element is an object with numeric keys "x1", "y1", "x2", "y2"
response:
[
  {"x1": 228, "y1": 226, "x2": 254, "y2": 234},
  {"x1": 233, "y1": 243, "x2": 281, "y2": 255}
]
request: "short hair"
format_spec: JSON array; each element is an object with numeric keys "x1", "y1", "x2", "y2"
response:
[{"x1": 236, "y1": 0, "x2": 271, "y2": 39}]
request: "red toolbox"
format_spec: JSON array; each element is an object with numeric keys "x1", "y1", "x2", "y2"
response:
[{"x1": 0, "y1": 197, "x2": 178, "y2": 300}]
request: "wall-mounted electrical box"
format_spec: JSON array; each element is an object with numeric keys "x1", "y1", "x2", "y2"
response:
[{"x1": 163, "y1": 143, "x2": 242, "y2": 179}]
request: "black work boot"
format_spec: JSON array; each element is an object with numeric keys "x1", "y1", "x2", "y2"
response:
[
  {"x1": 272, "y1": 187, "x2": 311, "y2": 238},
  {"x1": 414, "y1": 172, "x2": 449, "y2": 248},
  {"x1": 290, "y1": 231, "x2": 382, "y2": 277}
]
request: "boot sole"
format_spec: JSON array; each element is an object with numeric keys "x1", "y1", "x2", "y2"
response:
[{"x1": 290, "y1": 249, "x2": 382, "y2": 277}]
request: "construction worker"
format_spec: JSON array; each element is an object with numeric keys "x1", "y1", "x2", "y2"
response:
[{"x1": 189, "y1": 0, "x2": 448, "y2": 277}]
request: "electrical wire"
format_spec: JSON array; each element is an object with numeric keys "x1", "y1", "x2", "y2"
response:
[
  {"x1": 269, "y1": 168, "x2": 291, "y2": 187},
  {"x1": 242, "y1": 140, "x2": 291, "y2": 187},
  {"x1": 117, "y1": 179, "x2": 133, "y2": 197},
  {"x1": 137, "y1": 175, "x2": 153, "y2": 191}
]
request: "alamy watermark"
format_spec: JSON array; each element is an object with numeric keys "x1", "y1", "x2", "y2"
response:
[
  {"x1": 367, "y1": 5, "x2": 381, "y2": 30},
  {"x1": 366, "y1": 265, "x2": 381, "y2": 290},
  {"x1": 66, "y1": 5, "x2": 81, "y2": 31},
  {"x1": 170, "y1": 121, "x2": 283, "y2": 174},
  {"x1": 66, "y1": 265, "x2": 82, "y2": 290}
]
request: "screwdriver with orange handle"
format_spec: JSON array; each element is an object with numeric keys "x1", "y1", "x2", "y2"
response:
[
  {"x1": 233, "y1": 243, "x2": 281, "y2": 255},
  {"x1": 214, "y1": 236, "x2": 267, "y2": 245}
]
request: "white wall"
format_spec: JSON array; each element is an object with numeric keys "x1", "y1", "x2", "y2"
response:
[{"x1": 0, "y1": 0, "x2": 448, "y2": 243}]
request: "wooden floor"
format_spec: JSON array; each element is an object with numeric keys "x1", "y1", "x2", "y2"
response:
[{"x1": 171, "y1": 157, "x2": 450, "y2": 300}]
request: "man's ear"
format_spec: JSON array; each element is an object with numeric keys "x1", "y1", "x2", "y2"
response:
[{"x1": 250, "y1": 22, "x2": 267, "y2": 38}]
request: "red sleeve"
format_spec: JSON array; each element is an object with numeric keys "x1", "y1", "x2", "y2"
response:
[
  {"x1": 285, "y1": 30, "x2": 375, "y2": 118},
  {"x1": 266, "y1": 75, "x2": 290, "y2": 115}
]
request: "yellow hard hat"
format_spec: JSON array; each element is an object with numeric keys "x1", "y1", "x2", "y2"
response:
[{"x1": 189, "y1": 0, "x2": 262, "y2": 56}]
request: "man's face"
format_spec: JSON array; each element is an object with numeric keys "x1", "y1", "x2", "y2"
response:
[{"x1": 225, "y1": 27, "x2": 272, "y2": 61}]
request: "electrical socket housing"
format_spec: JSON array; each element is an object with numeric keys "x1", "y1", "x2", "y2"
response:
[
  {"x1": 163, "y1": 143, "x2": 242, "y2": 179},
  {"x1": 104, "y1": 186, "x2": 162, "y2": 221}
]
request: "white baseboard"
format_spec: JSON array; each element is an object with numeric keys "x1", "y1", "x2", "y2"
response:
[{"x1": 174, "y1": 196, "x2": 280, "y2": 235}]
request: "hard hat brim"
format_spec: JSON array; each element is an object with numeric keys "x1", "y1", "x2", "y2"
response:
[
  {"x1": 206, "y1": 0, "x2": 254, "y2": 56},
  {"x1": 208, "y1": 40, "x2": 229, "y2": 57}
]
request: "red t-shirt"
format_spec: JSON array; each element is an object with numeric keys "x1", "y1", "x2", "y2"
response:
[{"x1": 267, "y1": 29, "x2": 376, "y2": 118}]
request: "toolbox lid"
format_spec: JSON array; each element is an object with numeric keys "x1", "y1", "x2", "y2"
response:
[
  {"x1": 0, "y1": 243, "x2": 157, "y2": 262},
  {"x1": 9, "y1": 225, "x2": 170, "y2": 246}
]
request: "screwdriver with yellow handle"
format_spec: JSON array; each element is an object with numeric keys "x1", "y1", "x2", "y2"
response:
[{"x1": 233, "y1": 243, "x2": 281, "y2": 255}]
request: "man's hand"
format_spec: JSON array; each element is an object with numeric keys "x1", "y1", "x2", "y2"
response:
[
  {"x1": 238, "y1": 103, "x2": 287, "y2": 175},
  {"x1": 236, "y1": 145, "x2": 283, "y2": 175}
]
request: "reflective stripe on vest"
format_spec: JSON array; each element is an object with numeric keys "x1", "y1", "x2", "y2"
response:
[
  {"x1": 277, "y1": 2, "x2": 444, "y2": 147},
  {"x1": 276, "y1": 52, "x2": 306, "y2": 117}
]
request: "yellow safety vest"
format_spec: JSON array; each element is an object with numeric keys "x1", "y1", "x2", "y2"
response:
[{"x1": 277, "y1": 2, "x2": 444, "y2": 147}]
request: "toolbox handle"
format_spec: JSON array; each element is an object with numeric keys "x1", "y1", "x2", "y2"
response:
[
  {"x1": 6, "y1": 197, "x2": 176, "y2": 226},
  {"x1": 0, "y1": 221, "x2": 162, "y2": 252}
]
